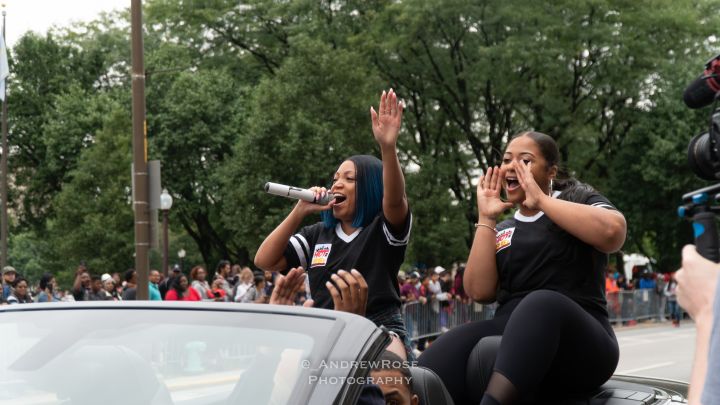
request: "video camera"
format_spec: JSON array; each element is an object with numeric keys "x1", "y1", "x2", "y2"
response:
[
  {"x1": 678, "y1": 53, "x2": 720, "y2": 262},
  {"x1": 685, "y1": 53, "x2": 720, "y2": 180}
]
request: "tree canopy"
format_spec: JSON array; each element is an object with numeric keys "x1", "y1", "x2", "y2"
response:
[{"x1": 4, "y1": 0, "x2": 720, "y2": 283}]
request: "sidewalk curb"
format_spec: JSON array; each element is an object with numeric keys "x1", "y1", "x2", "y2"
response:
[{"x1": 612, "y1": 319, "x2": 693, "y2": 332}]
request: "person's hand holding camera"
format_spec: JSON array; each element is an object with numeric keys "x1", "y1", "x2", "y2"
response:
[{"x1": 676, "y1": 245, "x2": 719, "y2": 324}]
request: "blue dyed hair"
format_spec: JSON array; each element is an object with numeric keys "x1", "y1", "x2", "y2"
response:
[{"x1": 321, "y1": 155, "x2": 384, "y2": 229}]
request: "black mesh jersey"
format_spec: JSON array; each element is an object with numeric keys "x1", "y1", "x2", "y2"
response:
[
  {"x1": 494, "y1": 192, "x2": 618, "y2": 318},
  {"x1": 284, "y1": 211, "x2": 412, "y2": 316}
]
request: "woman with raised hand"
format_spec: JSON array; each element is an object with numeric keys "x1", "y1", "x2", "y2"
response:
[
  {"x1": 418, "y1": 131, "x2": 626, "y2": 404},
  {"x1": 255, "y1": 89, "x2": 413, "y2": 357}
]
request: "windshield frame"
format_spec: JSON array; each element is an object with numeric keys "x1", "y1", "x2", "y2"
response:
[{"x1": 0, "y1": 302, "x2": 370, "y2": 405}]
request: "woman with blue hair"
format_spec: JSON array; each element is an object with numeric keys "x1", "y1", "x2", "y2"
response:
[{"x1": 255, "y1": 89, "x2": 412, "y2": 355}]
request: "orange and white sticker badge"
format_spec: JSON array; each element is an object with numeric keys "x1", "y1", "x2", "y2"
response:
[
  {"x1": 496, "y1": 228, "x2": 515, "y2": 252},
  {"x1": 311, "y1": 244, "x2": 332, "y2": 268}
]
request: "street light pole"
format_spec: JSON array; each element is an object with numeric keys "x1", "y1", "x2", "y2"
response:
[
  {"x1": 131, "y1": 0, "x2": 150, "y2": 300},
  {"x1": 160, "y1": 188, "x2": 173, "y2": 277},
  {"x1": 178, "y1": 249, "x2": 186, "y2": 273},
  {"x1": 1, "y1": 5, "x2": 9, "y2": 271},
  {"x1": 162, "y1": 210, "x2": 169, "y2": 276}
]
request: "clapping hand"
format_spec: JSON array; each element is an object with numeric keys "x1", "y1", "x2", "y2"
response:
[
  {"x1": 269, "y1": 267, "x2": 314, "y2": 307},
  {"x1": 270, "y1": 267, "x2": 370, "y2": 317},
  {"x1": 326, "y1": 269, "x2": 369, "y2": 316}
]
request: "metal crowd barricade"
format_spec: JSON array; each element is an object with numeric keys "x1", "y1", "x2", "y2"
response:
[
  {"x1": 403, "y1": 299, "x2": 496, "y2": 341},
  {"x1": 403, "y1": 289, "x2": 678, "y2": 341},
  {"x1": 607, "y1": 289, "x2": 669, "y2": 323}
]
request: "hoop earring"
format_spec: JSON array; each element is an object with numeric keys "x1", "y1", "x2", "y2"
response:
[{"x1": 548, "y1": 179, "x2": 553, "y2": 196}]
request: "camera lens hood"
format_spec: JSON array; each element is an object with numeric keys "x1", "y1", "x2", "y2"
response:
[{"x1": 688, "y1": 132, "x2": 719, "y2": 180}]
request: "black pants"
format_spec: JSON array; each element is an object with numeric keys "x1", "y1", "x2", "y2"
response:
[{"x1": 417, "y1": 290, "x2": 619, "y2": 404}]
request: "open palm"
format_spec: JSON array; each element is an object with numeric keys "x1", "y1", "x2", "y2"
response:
[
  {"x1": 370, "y1": 88, "x2": 403, "y2": 148},
  {"x1": 477, "y1": 166, "x2": 513, "y2": 219},
  {"x1": 514, "y1": 161, "x2": 545, "y2": 210}
]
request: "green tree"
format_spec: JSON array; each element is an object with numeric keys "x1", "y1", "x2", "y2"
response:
[
  {"x1": 606, "y1": 62, "x2": 711, "y2": 271},
  {"x1": 8, "y1": 231, "x2": 50, "y2": 283},
  {"x1": 220, "y1": 37, "x2": 381, "y2": 259},
  {"x1": 151, "y1": 69, "x2": 245, "y2": 265},
  {"x1": 8, "y1": 14, "x2": 132, "y2": 232},
  {"x1": 405, "y1": 166, "x2": 468, "y2": 268},
  {"x1": 45, "y1": 93, "x2": 134, "y2": 281},
  {"x1": 145, "y1": 0, "x2": 293, "y2": 78},
  {"x1": 9, "y1": 33, "x2": 91, "y2": 230},
  {"x1": 361, "y1": 0, "x2": 718, "y2": 253},
  {"x1": 6, "y1": 0, "x2": 720, "y2": 280}
]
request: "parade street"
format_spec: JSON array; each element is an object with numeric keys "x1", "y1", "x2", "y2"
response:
[{"x1": 615, "y1": 321, "x2": 697, "y2": 383}]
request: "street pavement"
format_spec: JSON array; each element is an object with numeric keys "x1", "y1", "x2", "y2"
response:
[{"x1": 614, "y1": 320, "x2": 696, "y2": 382}]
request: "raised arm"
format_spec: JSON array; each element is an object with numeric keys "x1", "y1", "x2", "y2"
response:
[
  {"x1": 464, "y1": 166, "x2": 514, "y2": 302},
  {"x1": 254, "y1": 188, "x2": 334, "y2": 272},
  {"x1": 72, "y1": 273, "x2": 84, "y2": 295},
  {"x1": 541, "y1": 199, "x2": 626, "y2": 253},
  {"x1": 515, "y1": 161, "x2": 626, "y2": 253},
  {"x1": 370, "y1": 89, "x2": 408, "y2": 230},
  {"x1": 676, "y1": 245, "x2": 719, "y2": 405}
]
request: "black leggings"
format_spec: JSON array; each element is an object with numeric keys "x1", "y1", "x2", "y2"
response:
[{"x1": 417, "y1": 290, "x2": 619, "y2": 404}]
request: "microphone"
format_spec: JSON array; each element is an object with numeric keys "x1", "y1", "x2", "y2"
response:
[
  {"x1": 264, "y1": 182, "x2": 336, "y2": 205},
  {"x1": 683, "y1": 53, "x2": 720, "y2": 109}
]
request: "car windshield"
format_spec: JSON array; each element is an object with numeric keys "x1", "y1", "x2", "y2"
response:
[{"x1": 0, "y1": 307, "x2": 334, "y2": 405}]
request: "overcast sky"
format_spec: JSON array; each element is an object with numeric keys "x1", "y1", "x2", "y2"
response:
[{"x1": 4, "y1": 0, "x2": 129, "y2": 47}]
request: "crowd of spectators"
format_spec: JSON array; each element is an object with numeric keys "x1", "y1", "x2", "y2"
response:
[
  {"x1": 1, "y1": 260, "x2": 685, "y2": 332},
  {"x1": 604, "y1": 266, "x2": 683, "y2": 326},
  {"x1": 397, "y1": 265, "x2": 468, "y2": 305},
  {"x1": 396, "y1": 264, "x2": 471, "y2": 350},
  {"x1": 0, "y1": 261, "x2": 279, "y2": 305},
  {"x1": 1, "y1": 259, "x2": 473, "y2": 310}
]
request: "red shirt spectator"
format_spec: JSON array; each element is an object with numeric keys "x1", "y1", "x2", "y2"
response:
[
  {"x1": 166, "y1": 287, "x2": 201, "y2": 301},
  {"x1": 164, "y1": 274, "x2": 201, "y2": 301}
]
